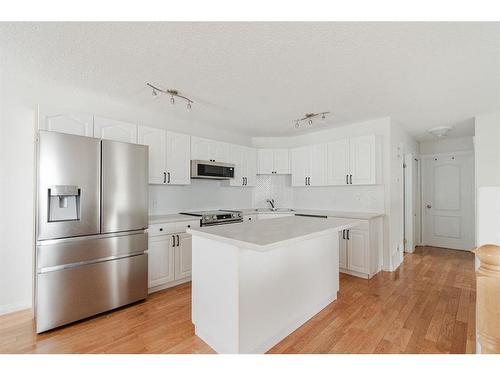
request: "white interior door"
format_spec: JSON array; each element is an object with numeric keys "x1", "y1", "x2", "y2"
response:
[{"x1": 422, "y1": 153, "x2": 475, "y2": 251}]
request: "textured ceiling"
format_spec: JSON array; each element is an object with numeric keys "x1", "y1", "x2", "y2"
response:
[{"x1": 1, "y1": 22, "x2": 499, "y2": 139}]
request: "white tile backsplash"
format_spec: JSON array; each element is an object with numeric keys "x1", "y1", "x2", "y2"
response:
[
  {"x1": 150, "y1": 175, "x2": 385, "y2": 215},
  {"x1": 252, "y1": 175, "x2": 294, "y2": 208}
]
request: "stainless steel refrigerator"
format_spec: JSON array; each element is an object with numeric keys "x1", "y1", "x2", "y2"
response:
[{"x1": 35, "y1": 130, "x2": 149, "y2": 333}]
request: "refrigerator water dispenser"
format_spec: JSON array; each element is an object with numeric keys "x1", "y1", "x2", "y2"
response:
[{"x1": 48, "y1": 185, "x2": 80, "y2": 222}]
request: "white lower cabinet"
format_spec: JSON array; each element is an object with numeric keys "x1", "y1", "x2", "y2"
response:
[
  {"x1": 147, "y1": 220, "x2": 199, "y2": 293},
  {"x1": 338, "y1": 217, "x2": 383, "y2": 279},
  {"x1": 174, "y1": 233, "x2": 192, "y2": 280},
  {"x1": 148, "y1": 235, "x2": 175, "y2": 288}
]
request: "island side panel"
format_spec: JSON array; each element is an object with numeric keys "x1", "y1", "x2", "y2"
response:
[
  {"x1": 238, "y1": 231, "x2": 340, "y2": 354},
  {"x1": 191, "y1": 235, "x2": 240, "y2": 353}
]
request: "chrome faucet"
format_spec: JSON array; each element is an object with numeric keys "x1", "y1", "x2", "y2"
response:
[{"x1": 266, "y1": 198, "x2": 276, "y2": 210}]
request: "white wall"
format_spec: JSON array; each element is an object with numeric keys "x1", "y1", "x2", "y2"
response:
[
  {"x1": 150, "y1": 179, "x2": 252, "y2": 214},
  {"x1": 475, "y1": 113, "x2": 500, "y2": 247},
  {"x1": 419, "y1": 136, "x2": 474, "y2": 155},
  {"x1": 389, "y1": 120, "x2": 418, "y2": 269},
  {"x1": 0, "y1": 59, "x2": 253, "y2": 315}
]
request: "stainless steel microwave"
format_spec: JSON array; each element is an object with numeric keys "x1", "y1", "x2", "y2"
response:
[{"x1": 191, "y1": 160, "x2": 235, "y2": 180}]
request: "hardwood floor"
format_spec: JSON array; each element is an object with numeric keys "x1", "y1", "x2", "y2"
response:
[{"x1": 0, "y1": 246, "x2": 476, "y2": 354}]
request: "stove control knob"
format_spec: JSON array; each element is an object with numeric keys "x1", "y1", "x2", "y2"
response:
[
  {"x1": 212, "y1": 215, "x2": 217, "y2": 220},
  {"x1": 204, "y1": 216, "x2": 210, "y2": 221}
]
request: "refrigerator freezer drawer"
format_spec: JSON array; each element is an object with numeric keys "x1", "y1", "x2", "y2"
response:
[
  {"x1": 37, "y1": 231, "x2": 147, "y2": 270},
  {"x1": 36, "y1": 253, "x2": 148, "y2": 333}
]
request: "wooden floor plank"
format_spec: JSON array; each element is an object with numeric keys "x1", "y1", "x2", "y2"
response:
[{"x1": 0, "y1": 246, "x2": 475, "y2": 354}]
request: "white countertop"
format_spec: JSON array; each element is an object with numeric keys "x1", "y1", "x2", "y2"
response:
[
  {"x1": 149, "y1": 214, "x2": 198, "y2": 224},
  {"x1": 187, "y1": 216, "x2": 359, "y2": 251},
  {"x1": 230, "y1": 208, "x2": 384, "y2": 220}
]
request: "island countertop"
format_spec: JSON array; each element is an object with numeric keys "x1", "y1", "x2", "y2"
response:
[{"x1": 187, "y1": 216, "x2": 359, "y2": 251}]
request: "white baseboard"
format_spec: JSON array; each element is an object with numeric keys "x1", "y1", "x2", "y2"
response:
[{"x1": 0, "y1": 299, "x2": 32, "y2": 316}]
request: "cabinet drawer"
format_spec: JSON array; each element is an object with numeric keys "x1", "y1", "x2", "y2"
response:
[
  {"x1": 149, "y1": 223, "x2": 177, "y2": 237},
  {"x1": 175, "y1": 220, "x2": 200, "y2": 233},
  {"x1": 336, "y1": 219, "x2": 368, "y2": 231}
]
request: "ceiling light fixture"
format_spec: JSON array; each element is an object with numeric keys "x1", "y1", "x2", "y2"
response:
[
  {"x1": 293, "y1": 112, "x2": 330, "y2": 129},
  {"x1": 427, "y1": 126, "x2": 452, "y2": 138},
  {"x1": 147, "y1": 83, "x2": 194, "y2": 110}
]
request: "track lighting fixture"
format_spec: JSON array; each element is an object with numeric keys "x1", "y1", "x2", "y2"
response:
[
  {"x1": 147, "y1": 83, "x2": 194, "y2": 110},
  {"x1": 293, "y1": 112, "x2": 330, "y2": 129}
]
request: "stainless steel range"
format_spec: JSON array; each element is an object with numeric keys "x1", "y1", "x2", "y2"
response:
[{"x1": 181, "y1": 210, "x2": 243, "y2": 226}]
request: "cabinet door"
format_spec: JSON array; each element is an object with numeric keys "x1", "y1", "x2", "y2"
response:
[
  {"x1": 328, "y1": 139, "x2": 350, "y2": 185},
  {"x1": 290, "y1": 147, "x2": 309, "y2": 186},
  {"x1": 309, "y1": 144, "x2": 328, "y2": 186},
  {"x1": 257, "y1": 149, "x2": 274, "y2": 174},
  {"x1": 212, "y1": 141, "x2": 230, "y2": 163},
  {"x1": 339, "y1": 234, "x2": 348, "y2": 269},
  {"x1": 349, "y1": 135, "x2": 376, "y2": 185},
  {"x1": 174, "y1": 233, "x2": 192, "y2": 280},
  {"x1": 138, "y1": 125, "x2": 167, "y2": 184},
  {"x1": 244, "y1": 147, "x2": 257, "y2": 186},
  {"x1": 347, "y1": 229, "x2": 368, "y2": 274},
  {"x1": 38, "y1": 108, "x2": 93, "y2": 137},
  {"x1": 166, "y1": 131, "x2": 191, "y2": 185},
  {"x1": 191, "y1": 136, "x2": 211, "y2": 161},
  {"x1": 94, "y1": 116, "x2": 137, "y2": 143},
  {"x1": 148, "y1": 235, "x2": 175, "y2": 288},
  {"x1": 274, "y1": 149, "x2": 290, "y2": 174},
  {"x1": 229, "y1": 144, "x2": 245, "y2": 186}
]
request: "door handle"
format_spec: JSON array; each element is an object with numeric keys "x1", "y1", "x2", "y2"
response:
[
  {"x1": 172, "y1": 235, "x2": 175, "y2": 247},
  {"x1": 308, "y1": 177, "x2": 310, "y2": 185},
  {"x1": 167, "y1": 172, "x2": 171, "y2": 184},
  {"x1": 176, "y1": 234, "x2": 180, "y2": 247},
  {"x1": 350, "y1": 175, "x2": 352, "y2": 184},
  {"x1": 305, "y1": 177, "x2": 307, "y2": 186},
  {"x1": 245, "y1": 177, "x2": 247, "y2": 185},
  {"x1": 346, "y1": 230, "x2": 350, "y2": 240},
  {"x1": 426, "y1": 204, "x2": 432, "y2": 209},
  {"x1": 342, "y1": 229, "x2": 345, "y2": 240},
  {"x1": 163, "y1": 172, "x2": 166, "y2": 184},
  {"x1": 346, "y1": 174, "x2": 349, "y2": 185}
]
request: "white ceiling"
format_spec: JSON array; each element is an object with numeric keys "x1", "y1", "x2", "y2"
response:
[{"x1": 1, "y1": 22, "x2": 499, "y2": 139}]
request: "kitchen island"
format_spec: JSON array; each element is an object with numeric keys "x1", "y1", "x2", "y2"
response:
[{"x1": 187, "y1": 216, "x2": 359, "y2": 354}]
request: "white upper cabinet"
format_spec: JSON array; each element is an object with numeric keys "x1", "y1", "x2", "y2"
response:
[
  {"x1": 138, "y1": 126, "x2": 167, "y2": 184},
  {"x1": 290, "y1": 144, "x2": 327, "y2": 186},
  {"x1": 94, "y1": 116, "x2": 137, "y2": 143},
  {"x1": 229, "y1": 144, "x2": 257, "y2": 187},
  {"x1": 349, "y1": 135, "x2": 377, "y2": 185},
  {"x1": 38, "y1": 108, "x2": 93, "y2": 137},
  {"x1": 273, "y1": 149, "x2": 290, "y2": 174},
  {"x1": 327, "y1": 138, "x2": 350, "y2": 185},
  {"x1": 138, "y1": 126, "x2": 190, "y2": 185},
  {"x1": 191, "y1": 136, "x2": 230, "y2": 163},
  {"x1": 257, "y1": 149, "x2": 289, "y2": 174},
  {"x1": 327, "y1": 134, "x2": 377, "y2": 185},
  {"x1": 166, "y1": 131, "x2": 191, "y2": 185}
]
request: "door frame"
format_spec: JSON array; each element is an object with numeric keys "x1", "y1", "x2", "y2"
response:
[{"x1": 420, "y1": 150, "x2": 475, "y2": 250}]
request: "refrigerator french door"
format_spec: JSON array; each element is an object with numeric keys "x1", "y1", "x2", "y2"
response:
[{"x1": 35, "y1": 131, "x2": 149, "y2": 333}]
